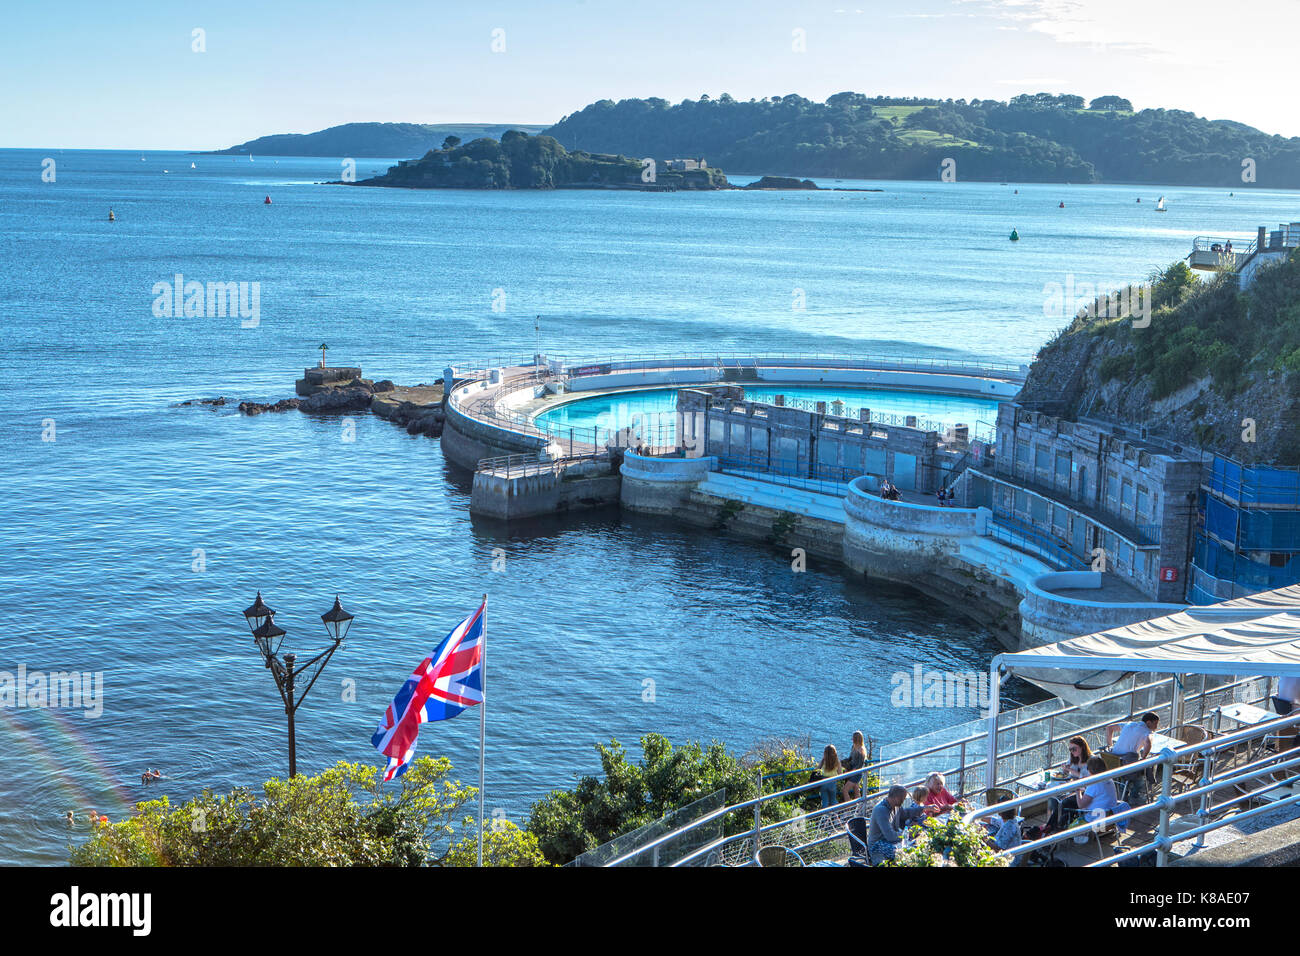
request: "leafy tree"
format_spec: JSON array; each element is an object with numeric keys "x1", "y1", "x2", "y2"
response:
[
  {"x1": 69, "y1": 759, "x2": 479, "y2": 867},
  {"x1": 1089, "y1": 95, "x2": 1133, "y2": 111},
  {"x1": 526, "y1": 733, "x2": 810, "y2": 865},
  {"x1": 444, "y1": 820, "x2": 551, "y2": 867},
  {"x1": 441, "y1": 135, "x2": 461, "y2": 150}
]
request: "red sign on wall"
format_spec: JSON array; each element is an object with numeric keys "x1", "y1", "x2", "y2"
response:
[{"x1": 1160, "y1": 567, "x2": 1179, "y2": 582}]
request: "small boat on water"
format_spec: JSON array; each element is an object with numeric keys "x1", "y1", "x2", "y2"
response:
[
  {"x1": 1155, "y1": 196, "x2": 1167, "y2": 212},
  {"x1": 264, "y1": 196, "x2": 272, "y2": 204},
  {"x1": 1058, "y1": 201, "x2": 1065, "y2": 208},
  {"x1": 108, "y1": 208, "x2": 115, "y2": 221},
  {"x1": 1009, "y1": 229, "x2": 1020, "y2": 242},
  {"x1": 191, "y1": 162, "x2": 196, "y2": 169}
]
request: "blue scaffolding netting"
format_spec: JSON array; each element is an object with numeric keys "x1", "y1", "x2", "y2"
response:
[{"x1": 1193, "y1": 457, "x2": 1300, "y2": 603}]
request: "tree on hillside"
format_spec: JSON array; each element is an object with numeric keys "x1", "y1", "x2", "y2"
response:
[
  {"x1": 441, "y1": 135, "x2": 461, "y2": 150},
  {"x1": 1089, "y1": 96, "x2": 1133, "y2": 111}
]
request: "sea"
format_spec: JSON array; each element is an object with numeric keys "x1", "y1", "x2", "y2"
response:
[{"x1": 1, "y1": 148, "x2": 1293, "y2": 864}]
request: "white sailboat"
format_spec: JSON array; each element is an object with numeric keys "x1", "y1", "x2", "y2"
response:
[{"x1": 1155, "y1": 196, "x2": 1167, "y2": 212}]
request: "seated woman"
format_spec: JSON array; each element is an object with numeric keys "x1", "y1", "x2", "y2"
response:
[
  {"x1": 813, "y1": 745, "x2": 842, "y2": 809},
  {"x1": 1062, "y1": 736, "x2": 1093, "y2": 780},
  {"x1": 922, "y1": 772, "x2": 963, "y2": 815},
  {"x1": 1045, "y1": 756, "x2": 1115, "y2": 833},
  {"x1": 1077, "y1": 756, "x2": 1119, "y2": 823}
]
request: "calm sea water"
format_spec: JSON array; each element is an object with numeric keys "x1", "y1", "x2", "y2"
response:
[{"x1": 1, "y1": 149, "x2": 1293, "y2": 865}]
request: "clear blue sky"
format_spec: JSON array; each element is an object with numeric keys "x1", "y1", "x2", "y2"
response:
[{"x1": 4, "y1": 0, "x2": 1297, "y2": 148}]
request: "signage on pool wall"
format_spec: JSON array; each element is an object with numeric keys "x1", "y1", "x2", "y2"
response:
[
  {"x1": 1160, "y1": 566, "x2": 1179, "y2": 582},
  {"x1": 571, "y1": 364, "x2": 611, "y2": 377}
]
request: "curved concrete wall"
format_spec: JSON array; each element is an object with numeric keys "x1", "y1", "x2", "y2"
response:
[
  {"x1": 1019, "y1": 571, "x2": 1186, "y2": 648},
  {"x1": 441, "y1": 402, "x2": 550, "y2": 471},
  {"x1": 843, "y1": 477, "x2": 984, "y2": 577},
  {"x1": 620, "y1": 453, "x2": 716, "y2": 515}
]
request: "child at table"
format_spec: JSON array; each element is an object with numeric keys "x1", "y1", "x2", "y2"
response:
[{"x1": 896, "y1": 786, "x2": 930, "y2": 832}]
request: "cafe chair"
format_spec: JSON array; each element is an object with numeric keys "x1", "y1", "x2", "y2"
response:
[
  {"x1": 983, "y1": 787, "x2": 1015, "y2": 808},
  {"x1": 1063, "y1": 802, "x2": 1130, "y2": 857},
  {"x1": 1100, "y1": 750, "x2": 1145, "y2": 804},
  {"x1": 1169, "y1": 724, "x2": 1212, "y2": 791},
  {"x1": 757, "y1": 845, "x2": 805, "y2": 867},
  {"x1": 846, "y1": 816, "x2": 870, "y2": 862}
]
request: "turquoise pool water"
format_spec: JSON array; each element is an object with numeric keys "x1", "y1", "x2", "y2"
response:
[{"x1": 533, "y1": 386, "x2": 1002, "y2": 437}]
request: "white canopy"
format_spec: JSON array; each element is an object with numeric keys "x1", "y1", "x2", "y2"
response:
[{"x1": 999, "y1": 584, "x2": 1300, "y2": 682}]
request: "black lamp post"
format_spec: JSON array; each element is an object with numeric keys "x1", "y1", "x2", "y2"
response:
[{"x1": 242, "y1": 592, "x2": 353, "y2": 777}]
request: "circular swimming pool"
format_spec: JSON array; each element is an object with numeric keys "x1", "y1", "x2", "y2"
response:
[{"x1": 533, "y1": 385, "x2": 1001, "y2": 436}]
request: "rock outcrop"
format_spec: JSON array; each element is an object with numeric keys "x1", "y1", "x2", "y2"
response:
[
  {"x1": 239, "y1": 398, "x2": 301, "y2": 415},
  {"x1": 298, "y1": 386, "x2": 374, "y2": 414}
]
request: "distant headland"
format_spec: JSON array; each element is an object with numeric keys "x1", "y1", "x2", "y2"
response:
[
  {"x1": 346, "y1": 131, "x2": 729, "y2": 191},
  {"x1": 212, "y1": 91, "x2": 1300, "y2": 187},
  {"x1": 206, "y1": 122, "x2": 547, "y2": 158}
]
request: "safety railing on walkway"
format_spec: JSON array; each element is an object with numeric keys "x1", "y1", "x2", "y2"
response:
[
  {"x1": 601, "y1": 673, "x2": 1271, "y2": 865},
  {"x1": 967, "y1": 709, "x2": 1300, "y2": 867},
  {"x1": 988, "y1": 508, "x2": 1089, "y2": 571},
  {"x1": 716, "y1": 453, "x2": 857, "y2": 498}
]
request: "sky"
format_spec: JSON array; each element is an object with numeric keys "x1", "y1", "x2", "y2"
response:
[{"x1": 3, "y1": 0, "x2": 1298, "y2": 149}]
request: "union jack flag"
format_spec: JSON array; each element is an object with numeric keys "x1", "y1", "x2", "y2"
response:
[{"x1": 371, "y1": 599, "x2": 485, "y2": 782}]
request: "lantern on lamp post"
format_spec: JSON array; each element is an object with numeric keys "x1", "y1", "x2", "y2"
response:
[{"x1": 240, "y1": 591, "x2": 353, "y2": 777}]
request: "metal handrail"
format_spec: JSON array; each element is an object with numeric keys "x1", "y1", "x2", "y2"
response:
[
  {"x1": 600, "y1": 674, "x2": 1266, "y2": 865},
  {"x1": 966, "y1": 709, "x2": 1300, "y2": 867}
]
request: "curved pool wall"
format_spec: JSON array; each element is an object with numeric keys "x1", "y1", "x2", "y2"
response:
[
  {"x1": 441, "y1": 355, "x2": 1025, "y2": 470},
  {"x1": 534, "y1": 386, "x2": 1001, "y2": 437}
]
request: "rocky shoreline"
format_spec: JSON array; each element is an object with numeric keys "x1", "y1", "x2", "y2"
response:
[{"x1": 187, "y1": 365, "x2": 446, "y2": 438}]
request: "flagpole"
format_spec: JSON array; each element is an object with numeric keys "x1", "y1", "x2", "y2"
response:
[{"x1": 478, "y1": 594, "x2": 487, "y2": 868}]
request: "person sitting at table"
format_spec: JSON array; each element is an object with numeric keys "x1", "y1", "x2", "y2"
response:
[
  {"x1": 1076, "y1": 756, "x2": 1120, "y2": 823},
  {"x1": 896, "y1": 786, "x2": 930, "y2": 832},
  {"x1": 1108, "y1": 712, "x2": 1159, "y2": 786},
  {"x1": 840, "y1": 731, "x2": 868, "y2": 802},
  {"x1": 988, "y1": 807, "x2": 1024, "y2": 863},
  {"x1": 813, "y1": 744, "x2": 842, "y2": 808},
  {"x1": 922, "y1": 772, "x2": 964, "y2": 815},
  {"x1": 868, "y1": 785, "x2": 908, "y2": 864},
  {"x1": 1044, "y1": 756, "x2": 1112, "y2": 833},
  {"x1": 1273, "y1": 675, "x2": 1300, "y2": 716},
  {"x1": 1062, "y1": 736, "x2": 1093, "y2": 779}
]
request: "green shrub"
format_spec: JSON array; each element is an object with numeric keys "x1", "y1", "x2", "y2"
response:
[{"x1": 891, "y1": 815, "x2": 1008, "y2": 867}]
